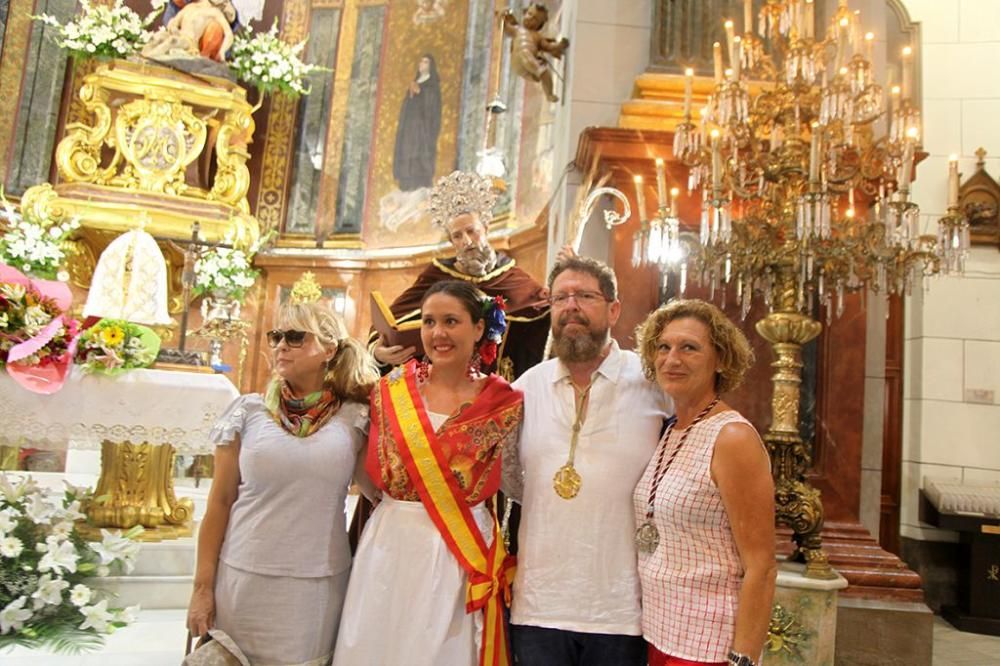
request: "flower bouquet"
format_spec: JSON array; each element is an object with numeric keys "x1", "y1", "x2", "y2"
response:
[
  {"x1": 75, "y1": 320, "x2": 161, "y2": 375},
  {"x1": 0, "y1": 475, "x2": 141, "y2": 653},
  {"x1": 33, "y1": 0, "x2": 163, "y2": 61},
  {"x1": 0, "y1": 191, "x2": 79, "y2": 282},
  {"x1": 0, "y1": 264, "x2": 79, "y2": 395},
  {"x1": 229, "y1": 20, "x2": 326, "y2": 97},
  {"x1": 193, "y1": 234, "x2": 261, "y2": 303}
]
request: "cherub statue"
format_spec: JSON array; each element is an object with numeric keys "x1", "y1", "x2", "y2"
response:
[
  {"x1": 502, "y1": 3, "x2": 569, "y2": 103},
  {"x1": 143, "y1": 0, "x2": 236, "y2": 62}
]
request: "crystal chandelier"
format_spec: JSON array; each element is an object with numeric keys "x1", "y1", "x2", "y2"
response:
[
  {"x1": 625, "y1": 0, "x2": 974, "y2": 579},
  {"x1": 632, "y1": 0, "x2": 969, "y2": 323}
]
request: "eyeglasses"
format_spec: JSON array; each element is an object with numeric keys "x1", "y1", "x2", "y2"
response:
[
  {"x1": 266, "y1": 329, "x2": 308, "y2": 348},
  {"x1": 548, "y1": 291, "x2": 609, "y2": 307}
]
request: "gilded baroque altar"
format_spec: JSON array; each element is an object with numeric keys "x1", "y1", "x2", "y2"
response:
[{"x1": 21, "y1": 59, "x2": 260, "y2": 295}]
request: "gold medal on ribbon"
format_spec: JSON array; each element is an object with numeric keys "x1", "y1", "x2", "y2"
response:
[{"x1": 553, "y1": 463, "x2": 582, "y2": 499}]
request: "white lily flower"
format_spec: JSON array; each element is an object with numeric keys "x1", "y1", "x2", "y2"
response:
[
  {"x1": 38, "y1": 539, "x2": 78, "y2": 575},
  {"x1": 91, "y1": 529, "x2": 140, "y2": 573},
  {"x1": 0, "y1": 507, "x2": 17, "y2": 534},
  {"x1": 25, "y1": 494, "x2": 56, "y2": 524},
  {"x1": 118, "y1": 604, "x2": 141, "y2": 623},
  {"x1": 70, "y1": 584, "x2": 92, "y2": 607},
  {"x1": 78, "y1": 599, "x2": 113, "y2": 633},
  {"x1": 31, "y1": 574, "x2": 69, "y2": 609},
  {"x1": 0, "y1": 596, "x2": 32, "y2": 635}
]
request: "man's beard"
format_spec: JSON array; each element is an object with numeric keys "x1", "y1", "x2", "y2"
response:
[
  {"x1": 552, "y1": 313, "x2": 609, "y2": 363},
  {"x1": 455, "y1": 243, "x2": 497, "y2": 277}
]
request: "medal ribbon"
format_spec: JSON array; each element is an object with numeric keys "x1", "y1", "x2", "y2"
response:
[{"x1": 644, "y1": 396, "x2": 721, "y2": 519}]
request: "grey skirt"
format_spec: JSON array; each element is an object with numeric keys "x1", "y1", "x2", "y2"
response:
[{"x1": 214, "y1": 561, "x2": 350, "y2": 666}]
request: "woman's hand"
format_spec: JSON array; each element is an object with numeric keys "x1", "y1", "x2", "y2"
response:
[{"x1": 187, "y1": 585, "x2": 216, "y2": 638}]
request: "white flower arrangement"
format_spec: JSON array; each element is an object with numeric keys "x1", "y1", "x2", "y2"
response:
[
  {"x1": 193, "y1": 233, "x2": 263, "y2": 302},
  {"x1": 229, "y1": 20, "x2": 326, "y2": 97},
  {"x1": 0, "y1": 475, "x2": 141, "y2": 653},
  {"x1": 34, "y1": 0, "x2": 163, "y2": 61},
  {"x1": 0, "y1": 190, "x2": 80, "y2": 281}
]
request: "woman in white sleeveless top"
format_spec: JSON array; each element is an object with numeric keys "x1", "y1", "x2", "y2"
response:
[
  {"x1": 632, "y1": 299, "x2": 776, "y2": 666},
  {"x1": 186, "y1": 300, "x2": 379, "y2": 666}
]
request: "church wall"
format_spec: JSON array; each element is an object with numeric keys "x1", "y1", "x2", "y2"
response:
[
  {"x1": 551, "y1": 0, "x2": 653, "y2": 267},
  {"x1": 898, "y1": 0, "x2": 1000, "y2": 549}
]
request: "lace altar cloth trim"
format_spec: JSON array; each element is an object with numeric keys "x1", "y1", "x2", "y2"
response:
[{"x1": 0, "y1": 367, "x2": 239, "y2": 454}]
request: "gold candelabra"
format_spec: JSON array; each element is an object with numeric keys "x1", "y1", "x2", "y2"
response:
[{"x1": 631, "y1": 0, "x2": 969, "y2": 578}]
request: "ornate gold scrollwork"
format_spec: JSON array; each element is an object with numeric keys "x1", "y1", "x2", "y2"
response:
[
  {"x1": 112, "y1": 98, "x2": 207, "y2": 196},
  {"x1": 210, "y1": 107, "x2": 254, "y2": 210},
  {"x1": 56, "y1": 82, "x2": 114, "y2": 184},
  {"x1": 83, "y1": 440, "x2": 194, "y2": 542}
]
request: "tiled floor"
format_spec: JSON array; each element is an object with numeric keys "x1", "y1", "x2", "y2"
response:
[
  {"x1": 932, "y1": 615, "x2": 1000, "y2": 666},
  {"x1": 2, "y1": 611, "x2": 997, "y2": 664}
]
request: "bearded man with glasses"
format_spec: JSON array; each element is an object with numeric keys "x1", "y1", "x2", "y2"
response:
[{"x1": 503, "y1": 256, "x2": 673, "y2": 666}]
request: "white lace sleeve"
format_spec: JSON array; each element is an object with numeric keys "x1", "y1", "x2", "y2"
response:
[
  {"x1": 208, "y1": 394, "x2": 253, "y2": 446},
  {"x1": 501, "y1": 429, "x2": 525, "y2": 503}
]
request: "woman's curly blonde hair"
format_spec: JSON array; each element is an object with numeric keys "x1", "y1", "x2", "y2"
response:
[{"x1": 634, "y1": 299, "x2": 755, "y2": 394}]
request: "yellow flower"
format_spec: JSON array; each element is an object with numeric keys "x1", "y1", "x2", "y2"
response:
[{"x1": 100, "y1": 325, "x2": 125, "y2": 347}]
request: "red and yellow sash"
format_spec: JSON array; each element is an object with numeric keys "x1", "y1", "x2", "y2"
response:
[{"x1": 381, "y1": 365, "x2": 520, "y2": 666}]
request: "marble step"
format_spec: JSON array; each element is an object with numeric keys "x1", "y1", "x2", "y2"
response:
[
  {"x1": 94, "y1": 573, "x2": 193, "y2": 610},
  {"x1": 1, "y1": 609, "x2": 189, "y2": 666}
]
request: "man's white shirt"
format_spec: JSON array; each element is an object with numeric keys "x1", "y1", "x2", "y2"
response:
[{"x1": 509, "y1": 341, "x2": 671, "y2": 635}]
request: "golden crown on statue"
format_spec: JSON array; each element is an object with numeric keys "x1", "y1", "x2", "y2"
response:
[{"x1": 289, "y1": 272, "x2": 323, "y2": 304}]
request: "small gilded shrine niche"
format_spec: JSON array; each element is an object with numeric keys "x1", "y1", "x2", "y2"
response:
[{"x1": 959, "y1": 148, "x2": 1000, "y2": 249}]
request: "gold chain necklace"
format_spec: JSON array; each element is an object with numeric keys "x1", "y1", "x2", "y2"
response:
[{"x1": 552, "y1": 379, "x2": 594, "y2": 499}]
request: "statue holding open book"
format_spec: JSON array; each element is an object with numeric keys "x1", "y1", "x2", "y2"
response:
[{"x1": 369, "y1": 171, "x2": 550, "y2": 382}]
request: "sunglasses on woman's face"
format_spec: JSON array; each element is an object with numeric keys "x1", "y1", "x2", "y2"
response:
[{"x1": 266, "y1": 329, "x2": 308, "y2": 348}]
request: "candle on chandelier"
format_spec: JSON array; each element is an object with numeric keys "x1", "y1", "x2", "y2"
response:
[
  {"x1": 864, "y1": 32, "x2": 874, "y2": 63},
  {"x1": 948, "y1": 155, "x2": 960, "y2": 208},
  {"x1": 633, "y1": 175, "x2": 647, "y2": 221},
  {"x1": 744, "y1": 0, "x2": 753, "y2": 35},
  {"x1": 710, "y1": 130, "x2": 722, "y2": 191},
  {"x1": 809, "y1": 122, "x2": 820, "y2": 183},
  {"x1": 670, "y1": 187, "x2": 680, "y2": 218},
  {"x1": 713, "y1": 42, "x2": 724, "y2": 83},
  {"x1": 683, "y1": 68, "x2": 694, "y2": 117},
  {"x1": 804, "y1": 0, "x2": 815, "y2": 39},
  {"x1": 899, "y1": 127, "x2": 917, "y2": 192},
  {"x1": 901, "y1": 46, "x2": 913, "y2": 101},
  {"x1": 724, "y1": 20, "x2": 736, "y2": 66},
  {"x1": 837, "y1": 17, "x2": 852, "y2": 69},
  {"x1": 733, "y1": 37, "x2": 743, "y2": 81},
  {"x1": 655, "y1": 158, "x2": 667, "y2": 208}
]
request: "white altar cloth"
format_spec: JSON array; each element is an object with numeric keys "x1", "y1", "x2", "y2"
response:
[{"x1": 0, "y1": 367, "x2": 239, "y2": 454}]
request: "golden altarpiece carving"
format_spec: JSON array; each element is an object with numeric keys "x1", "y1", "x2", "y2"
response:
[{"x1": 0, "y1": 0, "x2": 552, "y2": 538}]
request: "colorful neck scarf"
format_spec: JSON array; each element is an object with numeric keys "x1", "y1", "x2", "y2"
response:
[{"x1": 264, "y1": 379, "x2": 340, "y2": 438}]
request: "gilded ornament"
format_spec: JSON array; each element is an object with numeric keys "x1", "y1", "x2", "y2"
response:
[
  {"x1": 766, "y1": 603, "x2": 808, "y2": 657},
  {"x1": 289, "y1": 271, "x2": 323, "y2": 304},
  {"x1": 552, "y1": 463, "x2": 582, "y2": 499},
  {"x1": 428, "y1": 171, "x2": 499, "y2": 229}
]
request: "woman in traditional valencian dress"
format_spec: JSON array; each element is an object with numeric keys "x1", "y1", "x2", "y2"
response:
[
  {"x1": 187, "y1": 297, "x2": 379, "y2": 665},
  {"x1": 333, "y1": 280, "x2": 523, "y2": 666},
  {"x1": 632, "y1": 299, "x2": 776, "y2": 666}
]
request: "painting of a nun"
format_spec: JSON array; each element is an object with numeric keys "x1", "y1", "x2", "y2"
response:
[{"x1": 392, "y1": 53, "x2": 442, "y2": 191}]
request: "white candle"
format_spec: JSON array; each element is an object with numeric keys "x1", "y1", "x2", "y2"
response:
[
  {"x1": 713, "y1": 42, "x2": 724, "y2": 83},
  {"x1": 744, "y1": 0, "x2": 753, "y2": 36},
  {"x1": 733, "y1": 37, "x2": 743, "y2": 81},
  {"x1": 948, "y1": 155, "x2": 960, "y2": 208},
  {"x1": 899, "y1": 131, "x2": 916, "y2": 192},
  {"x1": 683, "y1": 68, "x2": 694, "y2": 117},
  {"x1": 670, "y1": 187, "x2": 680, "y2": 218},
  {"x1": 805, "y1": 0, "x2": 815, "y2": 39},
  {"x1": 655, "y1": 158, "x2": 667, "y2": 208},
  {"x1": 711, "y1": 130, "x2": 722, "y2": 190},
  {"x1": 865, "y1": 32, "x2": 874, "y2": 63},
  {"x1": 809, "y1": 122, "x2": 820, "y2": 183},
  {"x1": 901, "y1": 46, "x2": 913, "y2": 101},
  {"x1": 837, "y1": 17, "x2": 849, "y2": 69},
  {"x1": 633, "y1": 175, "x2": 647, "y2": 221},
  {"x1": 724, "y1": 20, "x2": 735, "y2": 66}
]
